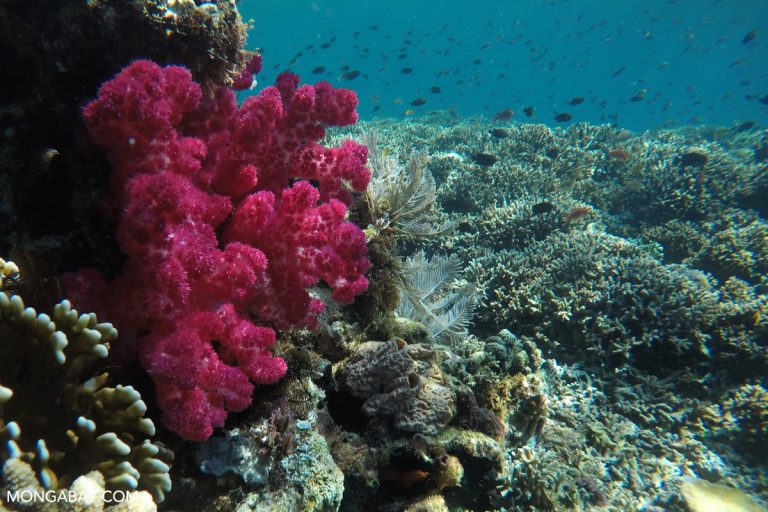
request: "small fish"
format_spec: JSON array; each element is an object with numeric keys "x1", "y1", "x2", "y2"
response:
[
  {"x1": 554, "y1": 112, "x2": 572, "y2": 122},
  {"x1": 472, "y1": 152, "x2": 498, "y2": 166},
  {"x1": 320, "y1": 42, "x2": 331, "y2": 49},
  {"x1": 563, "y1": 206, "x2": 592, "y2": 222},
  {"x1": 630, "y1": 89, "x2": 647, "y2": 102},
  {"x1": 311, "y1": 66, "x2": 326, "y2": 74},
  {"x1": 532, "y1": 201, "x2": 555, "y2": 215},
  {"x1": 430, "y1": 86, "x2": 442, "y2": 94},
  {"x1": 401, "y1": 67, "x2": 414, "y2": 74},
  {"x1": 404, "y1": 109, "x2": 414, "y2": 116},
  {"x1": 607, "y1": 148, "x2": 631, "y2": 161},
  {"x1": 742, "y1": 29, "x2": 759, "y2": 44},
  {"x1": 410, "y1": 97, "x2": 427, "y2": 107},
  {"x1": 523, "y1": 106, "x2": 535, "y2": 117},
  {"x1": 489, "y1": 128, "x2": 510, "y2": 138},
  {"x1": 735, "y1": 121, "x2": 755, "y2": 132},
  {"x1": 493, "y1": 109, "x2": 515, "y2": 121},
  {"x1": 569, "y1": 96, "x2": 585, "y2": 105},
  {"x1": 339, "y1": 70, "x2": 360, "y2": 81},
  {"x1": 612, "y1": 66, "x2": 627, "y2": 77},
  {"x1": 679, "y1": 151, "x2": 708, "y2": 168},
  {"x1": 394, "y1": 97, "x2": 404, "y2": 104}
]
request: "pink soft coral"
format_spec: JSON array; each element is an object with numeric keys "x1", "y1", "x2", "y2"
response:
[{"x1": 64, "y1": 60, "x2": 370, "y2": 440}]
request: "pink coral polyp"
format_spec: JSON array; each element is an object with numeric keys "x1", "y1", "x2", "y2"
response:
[{"x1": 67, "y1": 59, "x2": 370, "y2": 440}]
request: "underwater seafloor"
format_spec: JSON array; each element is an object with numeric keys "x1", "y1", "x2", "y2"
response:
[{"x1": 1, "y1": 2, "x2": 767, "y2": 512}]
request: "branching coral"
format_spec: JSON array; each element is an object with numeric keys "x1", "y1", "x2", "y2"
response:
[{"x1": 0, "y1": 258, "x2": 171, "y2": 504}]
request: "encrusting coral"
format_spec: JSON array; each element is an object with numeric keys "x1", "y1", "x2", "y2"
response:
[{"x1": 0, "y1": 258, "x2": 171, "y2": 507}]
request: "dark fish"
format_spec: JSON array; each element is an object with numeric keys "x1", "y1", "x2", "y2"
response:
[
  {"x1": 430, "y1": 86, "x2": 442, "y2": 93},
  {"x1": 680, "y1": 151, "x2": 708, "y2": 168},
  {"x1": 401, "y1": 67, "x2": 413, "y2": 74},
  {"x1": 398, "y1": 52, "x2": 408, "y2": 60},
  {"x1": 742, "y1": 29, "x2": 759, "y2": 44},
  {"x1": 472, "y1": 152, "x2": 498, "y2": 166},
  {"x1": 630, "y1": 89, "x2": 647, "y2": 102},
  {"x1": 320, "y1": 43, "x2": 331, "y2": 49},
  {"x1": 554, "y1": 112, "x2": 573, "y2": 122},
  {"x1": 569, "y1": 96, "x2": 585, "y2": 105},
  {"x1": 311, "y1": 66, "x2": 326, "y2": 74},
  {"x1": 756, "y1": 142, "x2": 768, "y2": 163},
  {"x1": 532, "y1": 201, "x2": 555, "y2": 215},
  {"x1": 493, "y1": 109, "x2": 515, "y2": 121},
  {"x1": 489, "y1": 128, "x2": 509, "y2": 138},
  {"x1": 372, "y1": 105, "x2": 381, "y2": 112},
  {"x1": 759, "y1": 95, "x2": 768, "y2": 105},
  {"x1": 735, "y1": 121, "x2": 755, "y2": 132},
  {"x1": 340, "y1": 70, "x2": 360, "y2": 81},
  {"x1": 612, "y1": 66, "x2": 627, "y2": 77},
  {"x1": 410, "y1": 97, "x2": 427, "y2": 107},
  {"x1": 523, "y1": 106, "x2": 535, "y2": 117}
]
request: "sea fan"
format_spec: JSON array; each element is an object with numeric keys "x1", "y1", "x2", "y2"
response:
[
  {"x1": 363, "y1": 131, "x2": 453, "y2": 239},
  {"x1": 398, "y1": 251, "x2": 478, "y2": 343}
]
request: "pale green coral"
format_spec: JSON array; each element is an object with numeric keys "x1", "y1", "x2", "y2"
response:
[{"x1": 0, "y1": 259, "x2": 172, "y2": 505}]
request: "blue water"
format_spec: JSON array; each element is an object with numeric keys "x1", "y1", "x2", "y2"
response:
[{"x1": 241, "y1": 0, "x2": 768, "y2": 131}]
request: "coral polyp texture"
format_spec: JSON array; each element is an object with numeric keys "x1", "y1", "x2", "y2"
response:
[
  {"x1": 62, "y1": 59, "x2": 372, "y2": 441},
  {"x1": 0, "y1": 258, "x2": 170, "y2": 508}
]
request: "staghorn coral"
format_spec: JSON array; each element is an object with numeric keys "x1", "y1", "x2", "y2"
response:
[
  {"x1": 469, "y1": 228, "x2": 761, "y2": 372},
  {"x1": 0, "y1": 259, "x2": 171, "y2": 505}
]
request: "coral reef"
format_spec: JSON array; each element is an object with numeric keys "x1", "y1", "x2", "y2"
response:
[
  {"x1": 62, "y1": 59, "x2": 371, "y2": 441},
  {"x1": 0, "y1": 258, "x2": 170, "y2": 506},
  {"x1": 189, "y1": 418, "x2": 344, "y2": 512},
  {"x1": 470, "y1": 229, "x2": 721, "y2": 369},
  {"x1": 327, "y1": 118, "x2": 767, "y2": 511}
]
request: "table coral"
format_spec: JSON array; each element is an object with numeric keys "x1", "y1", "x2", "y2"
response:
[
  {"x1": 62, "y1": 59, "x2": 371, "y2": 440},
  {"x1": 0, "y1": 259, "x2": 171, "y2": 505}
]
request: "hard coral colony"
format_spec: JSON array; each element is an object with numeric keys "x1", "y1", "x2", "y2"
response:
[{"x1": 63, "y1": 58, "x2": 372, "y2": 441}]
